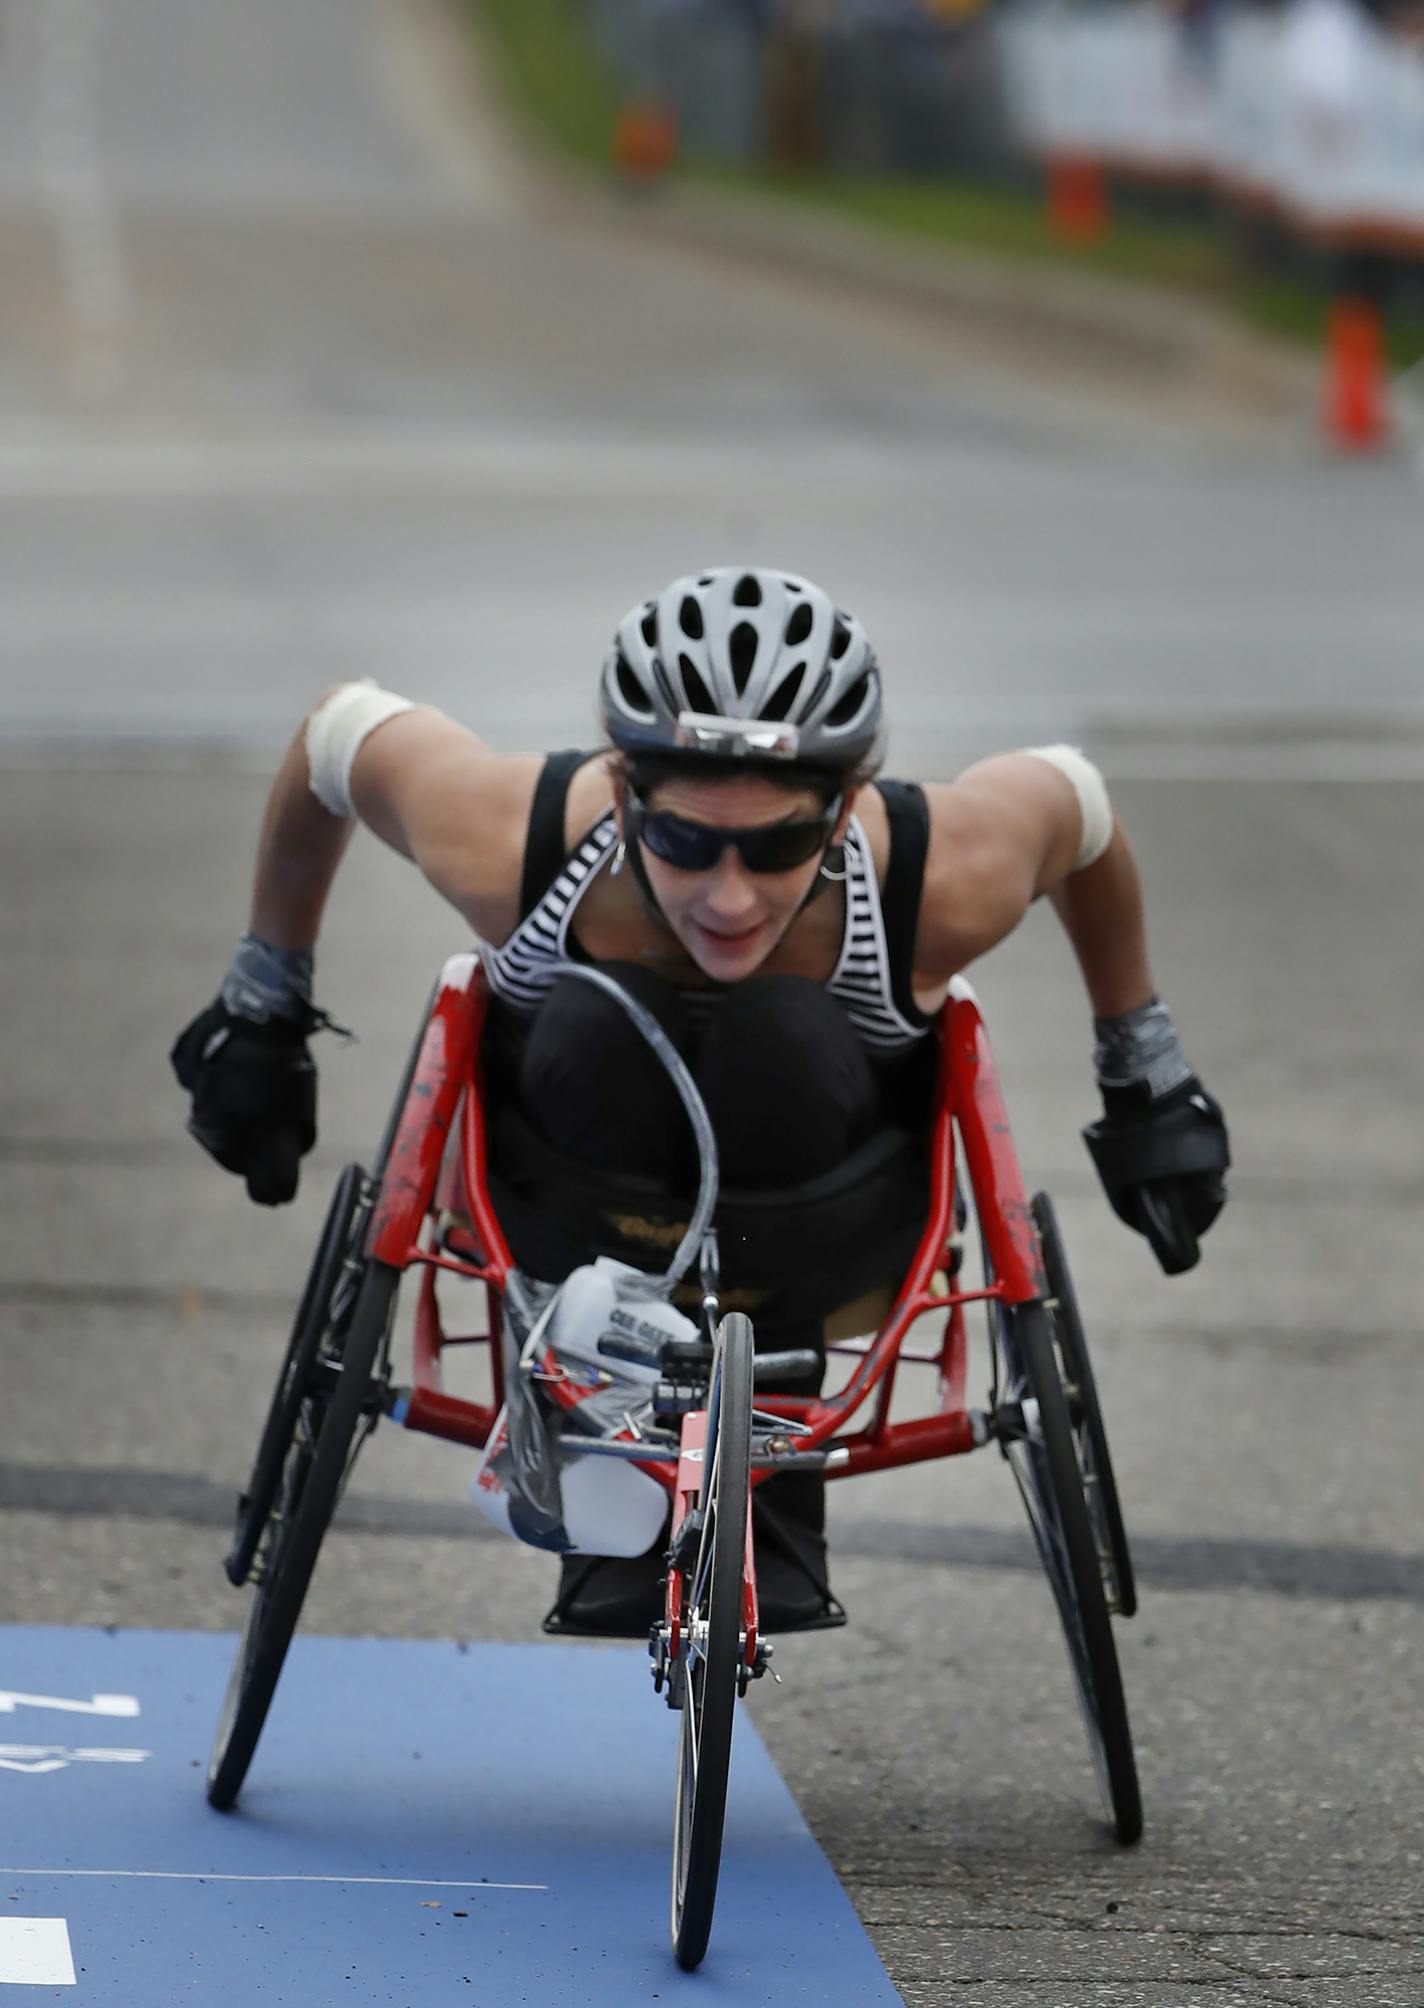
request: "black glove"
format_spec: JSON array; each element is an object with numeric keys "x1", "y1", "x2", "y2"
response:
[
  {"x1": 1083, "y1": 1075, "x2": 1230, "y2": 1276},
  {"x1": 170, "y1": 999, "x2": 317, "y2": 1206}
]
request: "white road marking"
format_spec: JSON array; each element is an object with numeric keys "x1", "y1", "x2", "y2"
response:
[
  {"x1": 0, "y1": 1747, "x2": 152, "y2": 1774},
  {"x1": 0, "y1": 1918, "x2": 76, "y2": 1987},
  {"x1": 0, "y1": 1691, "x2": 139, "y2": 1719},
  {"x1": 2, "y1": 1868, "x2": 546, "y2": 1890},
  {"x1": 375, "y1": 0, "x2": 524, "y2": 216},
  {"x1": 35, "y1": 0, "x2": 130, "y2": 396},
  {"x1": 0, "y1": 432, "x2": 786, "y2": 497},
  {"x1": 2, "y1": 718, "x2": 1422, "y2": 783}
]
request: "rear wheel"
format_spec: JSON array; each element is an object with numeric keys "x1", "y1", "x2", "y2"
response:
[
  {"x1": 1032, "y1": 1191, "x2": 1136, "y2": 1618},
  {"x1": 223, "y1": 1163, "x2": 367, "y2": 1589},
  {"x1": 671, "y1": 1311, "x2": 754, "y2": 1971},
  {"x1": 207, "y1": 1253, "x2": 396, "y2": 1810},
  {"x1": 991, "y1": 1292, "x2": 1142, "y2": 1844}
]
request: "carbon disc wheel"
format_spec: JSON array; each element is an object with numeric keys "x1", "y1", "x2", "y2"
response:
[
  {"x1": 207, "y1": 1257, "x2": 396, "y2": 1811},
  {"x1": 671, "y1": 1311, "x2": 754, "y2": 1971},
  {"x1": 992, "y1": 1293, "x2": 1142, "y2": 1843}
]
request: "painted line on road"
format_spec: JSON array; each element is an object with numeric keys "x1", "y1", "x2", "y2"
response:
[
  {"x1": 0, "y1": 1748, "x2": 151, "y2": 1774},
  {"x1": 3, "y1": 594, "x2": 1424, "y2": 648},
  {"x1": 0, "y1": 1690, "x2": 138, "y2": 1718},
  {"x1": 0, "y1": 432, "x2": 863, "y2": 498},
  {"x1": 1, "y1": 1869, "x2": 545, "y2": 1890},
  {"x1": 0, "y1": 1917, "x2": 76, "y2": 1987},
  {"x1": 4, "y1": 725, "x2": 1424, "y2": 784},
  {"x1": 34, "y1": 0, "x2": 130, "y2": 396}
]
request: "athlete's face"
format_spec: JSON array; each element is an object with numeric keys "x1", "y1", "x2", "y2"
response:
[{"x1": 619, "y1": 773, "x2": 854, "y2": 983}]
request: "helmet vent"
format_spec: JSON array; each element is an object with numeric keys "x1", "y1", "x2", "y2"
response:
[
  {"x1": 761, "y1": 663, "x2": 804, "y2": 723},
  {"x1": 679, "y1": 654, "x2": 716, "y2": 715},
  {"x1": 729, "y1": 621, "x2": 758, "y2": 694},
  {"x1": 640, "y1": 605, "x2": 658, "y2": 648},
  {"x1": 784, "y1": 602, "x2": 814, "y2": 647},
  {"x1": 733, "y1": 573, "x2": 762, "y2": 608},
  {"x1": 652, "y1": 656, "x2": 681, "y2": 719},
  {"x1": 830, "y1": 616, "x2": 853, "y2": 660},
  {"x1": 679, "y1": 595, "x2": 704, "y2": 641},
  {"x1": 615, "y1": 650, "x2": 654, "y2": 718},
  {"x1": 827, "y1": 671, "x2": 871, "y2": 729},
  {"x1": 801, "y1": 666, "x2": 832, "y2": 721}
]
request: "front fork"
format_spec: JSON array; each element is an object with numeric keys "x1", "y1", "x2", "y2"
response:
[{"x1": 649, "y1": 1403, "x2": 771, "y2": 1708}]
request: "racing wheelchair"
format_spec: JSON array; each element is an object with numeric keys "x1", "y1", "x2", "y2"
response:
[{"x1": 205, "y1": 952, "x2": 1142, "y2": 1972}]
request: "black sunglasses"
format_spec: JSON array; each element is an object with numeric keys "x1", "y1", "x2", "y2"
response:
[{"x1": 625, "y1": 789, "x2": 843, "y2": 875}]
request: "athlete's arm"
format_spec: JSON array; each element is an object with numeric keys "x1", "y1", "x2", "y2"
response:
[
  {"x1": 244, "y1": 712, "x2": 358, "y2": 952},
  {"x1": 171, "y1": 683, "x2": 539, "y2": 1206},
  {"x1": 248, "y1": 688, "x2": 540, "y2": 950},
  {"x1": 912, "y1": 749, "x2": 1150, "y2": 1001},
  {"x1": 909, "y1": 747, "x2": 1228, "y2": 1273}
]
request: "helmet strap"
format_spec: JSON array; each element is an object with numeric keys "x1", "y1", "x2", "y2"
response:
[{"x1": 624, "y1": 832, "x2": 676, "y2": 934}]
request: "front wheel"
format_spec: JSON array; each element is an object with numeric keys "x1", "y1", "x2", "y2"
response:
[
  {"x1": 994, "y1": 1295, "x2": 1142, "y2": 1844},
  {"x1": 207, "y1": 1257, "x2": 397, "y2": 1811},
  {"x1": 671, "y1": 1310, "x2": 754, "y2": 1971}
]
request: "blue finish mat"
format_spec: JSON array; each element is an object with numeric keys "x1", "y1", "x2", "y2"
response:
[{"x1": 0, "y1": 1628, "x2": 902, "y2": 2004}]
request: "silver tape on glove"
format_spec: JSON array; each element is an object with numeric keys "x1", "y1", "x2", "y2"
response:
[
  {"x1": 221, "y1": 933, "x2": 314, "y2": 1026},
  {"x1": 1093, "y1": 996, "x2": 1193, "y2": 1099}
]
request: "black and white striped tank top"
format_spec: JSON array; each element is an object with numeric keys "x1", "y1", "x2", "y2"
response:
[{"x1": 483, "y1": 753, "x2": 935, "y2": 1057}]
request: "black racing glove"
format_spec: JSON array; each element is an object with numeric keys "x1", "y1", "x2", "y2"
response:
[
  {"x1": 1083, "y1": 1074, "x2": 1230, "y2": 1276},
  {"x1": 170, "y1": 998, "x2": 318, "y2": 1206},
  {"x1": 1081, "y1": 997, "x2": 1229, "y2": 1276}
]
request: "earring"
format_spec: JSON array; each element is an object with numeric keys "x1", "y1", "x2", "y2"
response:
[
  {"x1": 611, "y1": 840, "x2": 626, "y2": 878},
  {"x1": 819, "y1": 848, "x2": 847, "y2": 883}
]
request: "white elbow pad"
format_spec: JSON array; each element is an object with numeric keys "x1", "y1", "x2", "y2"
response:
[
  {"x1": 1024, "y1": 744, "x2": 1113, "y2": 871},
  {"x1": 305, "y1": 681, "x2": 415, "y2": 818}
]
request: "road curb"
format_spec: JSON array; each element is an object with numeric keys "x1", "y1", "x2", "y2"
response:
[
  {"x1": 578, "y1": 175, "x2": 1320, "y2": 439},
  {"x1": 456, "y1": 6, "x2": 1318, "y2": 441}
]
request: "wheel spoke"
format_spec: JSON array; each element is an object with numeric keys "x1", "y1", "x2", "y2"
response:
[
  {"x1": 983, "y1": 1232, "x2": 1140, "y2": 1845},
  {"x1": 208, "y1": 1250, "x2": 393, "y2": 1813}
]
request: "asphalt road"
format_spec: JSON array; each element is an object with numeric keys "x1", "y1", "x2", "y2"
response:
[{"x1": 2, "y1": 4, "x2": 1423, "y2": 2004}]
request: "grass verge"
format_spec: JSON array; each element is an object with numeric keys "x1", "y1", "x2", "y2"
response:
[
  {"x1": 469, "y1": 0, "x2": 621, "y2": 168},
  {"x1": 463, "y1": 1, "x2": 1424, "y2": 370}
]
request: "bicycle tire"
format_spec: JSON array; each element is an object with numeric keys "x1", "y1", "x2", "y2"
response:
[
  {"x1": 1031, "y1": 1191, "x2": 1137, "y2": 1619},
  {"x1": 995, "y1": 1296, "x2": 1142, "y2": 1844},
  {"x1": 207, "y1": 1258, "x2": 397, "y2": 1811},
  {"x1": 671, "y1": 1310, "x2": 753, "y2": 1971},
  {"x1": 224, "y1": 1163, "x2": 367, "y2": 1587}
]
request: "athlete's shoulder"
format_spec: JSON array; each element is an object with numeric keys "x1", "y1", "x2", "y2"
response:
[
  {"x1": 911, "y1": 754, "x2": 1081, "y2": 981},
  {"x1": 346, "y1": 702, "x2": 545, "y2": 936}
]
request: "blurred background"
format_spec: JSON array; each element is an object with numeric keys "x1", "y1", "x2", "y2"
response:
[
  {"x1": 2, "y1": 3, "x2": 1422, "y2": 2001},
  {"x1": 517, "y1": 0, "x2": 1424, "y2": 399}
]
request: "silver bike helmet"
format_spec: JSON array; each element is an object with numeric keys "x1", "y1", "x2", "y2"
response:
[{"x1": 600, "y1": 567, "x2": 882, "y2": 773}]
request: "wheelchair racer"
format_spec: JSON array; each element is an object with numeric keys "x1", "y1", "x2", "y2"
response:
[{"x1": 173, "y1": 566, "x2": 1230, "y2": 1633}]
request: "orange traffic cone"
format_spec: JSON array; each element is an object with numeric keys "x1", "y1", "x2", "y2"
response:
[
  {"x1": 1323, "y1": 297, "x2": 1390, "y2": 451},
  {"x1": 612, "y1": 101, "x2": 677, "y2": 190},
  {"x1": 1046, "y1": 155, "x2": 1107, "y2": 246}
]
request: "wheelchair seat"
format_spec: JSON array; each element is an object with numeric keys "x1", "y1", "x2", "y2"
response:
[{"x1": 483, "y1": 1102, "x2": 932, "y2": 1345}]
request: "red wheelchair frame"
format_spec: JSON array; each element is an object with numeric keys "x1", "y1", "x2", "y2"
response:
[
  {"x1": 366, "y1": 950, "x2": 1070, "y2": 1666},
  {"x1": 209, "y1": 947, "x2": 1140, "y2": 1973},
  {"x1": 369, "y1": 954, "x2": 1042, "y2": 1452}
]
